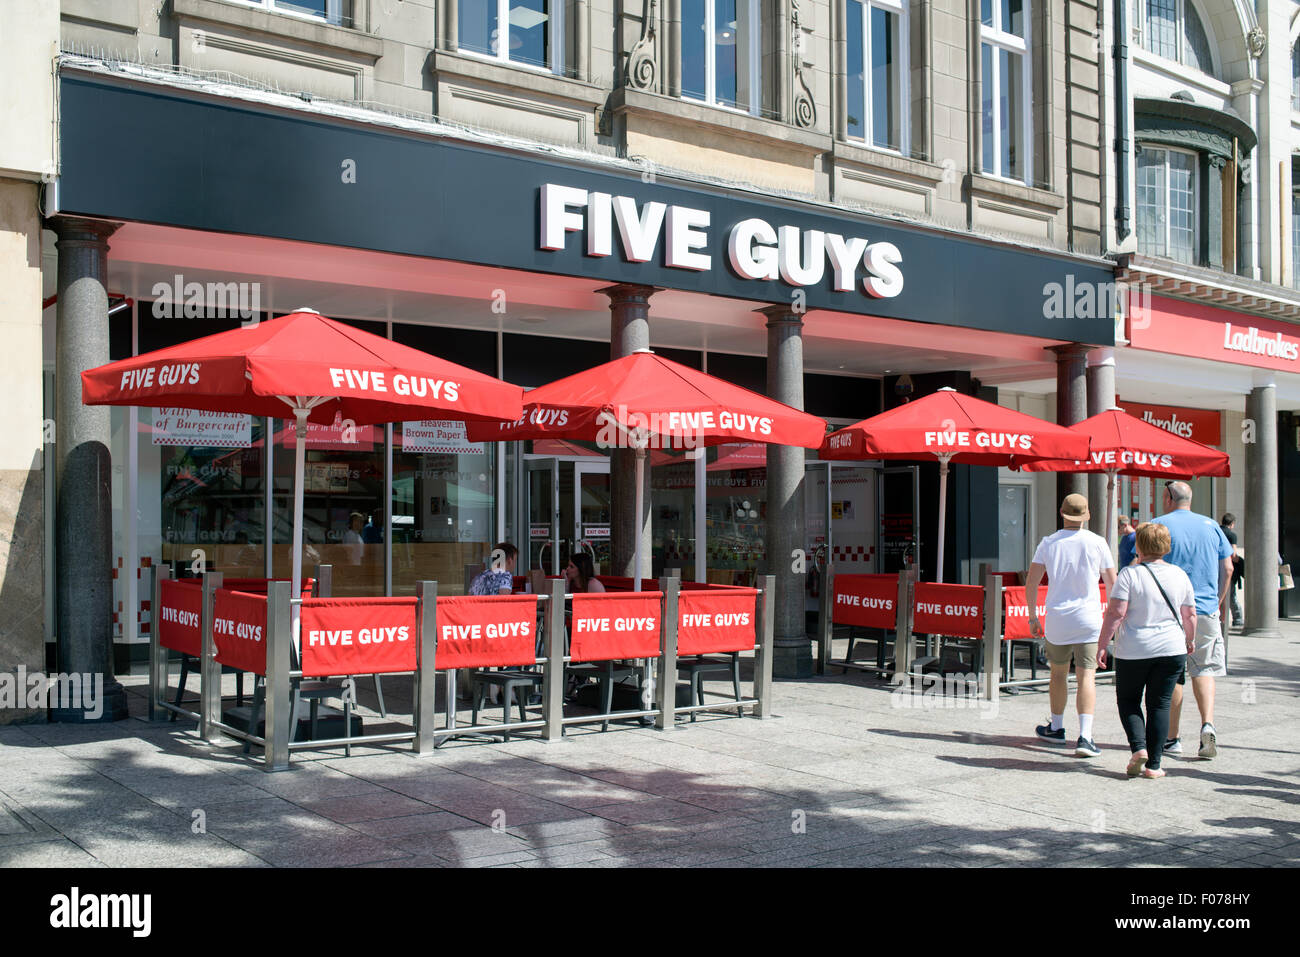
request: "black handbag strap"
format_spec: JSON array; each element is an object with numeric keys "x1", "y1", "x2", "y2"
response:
[{"x1": 1140, "y1": 562, "x2": 1181, "y2": 627}]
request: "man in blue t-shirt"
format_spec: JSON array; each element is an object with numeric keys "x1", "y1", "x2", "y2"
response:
[{"x1": 1152, "y1": 482, "x2": 1234, "y2": 760}]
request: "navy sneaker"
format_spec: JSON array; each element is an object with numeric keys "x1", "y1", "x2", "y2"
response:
[
  {"x1": 1075, "y1": 736, "x2": 1100, "y2": 757},
  {"x1": 1035, "y1": 721, "x2": 1066, "y2": 744}
]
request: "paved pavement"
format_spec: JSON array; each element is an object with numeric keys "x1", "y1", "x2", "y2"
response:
[{"x1": 2, "y1": 621, "x2": 1298, "y2": 868}]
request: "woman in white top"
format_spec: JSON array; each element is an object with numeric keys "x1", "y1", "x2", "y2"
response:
[{"x1": 1098, "y1": 522, "x2": 1197, "y2": 779}]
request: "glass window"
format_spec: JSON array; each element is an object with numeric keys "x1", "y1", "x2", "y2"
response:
[
  {"x1": 846, "y1": 0, "x2": 906, "y2": 152},
  {"x1": 980, "y1": 0, "x2": 1030, "y2": 182},
  {"x1": 392, "y1": 428, "x2": 496, "y2": 597},
  {"x1": 234, "y1": 0, "x2": 351, "y2": 26},
  {"x1": 140, "y1": 409, "x2": 270, "y2": 582},
  {"x1": 459, "y1": 0, "x2": 560, "y2": 72},
  {"x1": 1292, "y1": 194, "x2": 1300, "y2": 290},
  {"x1": 1293, "y1": 41, "x2": 1300, "y2": 110},
  {"x1": 1140, "y1": 0, "x2": 1215, "y2": 76},
  {"x1": 681, "y1": 0, "x2": 760, "y2": 115},
  {"x1": 1136, "y1": 146, "x2": 1197, "y2": 264},
  {"x1": 703, "y1": 443, "x2": 767, "y2": 586}
]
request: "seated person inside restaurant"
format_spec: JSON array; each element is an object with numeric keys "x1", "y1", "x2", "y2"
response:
[
  {"x1": 468, "y1": 542, "x2": 518, "y2": 595},
  {"x1": 564, "y1": 552, "x2": 606, "y2": 593}
]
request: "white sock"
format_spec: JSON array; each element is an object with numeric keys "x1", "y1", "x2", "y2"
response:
[
  {"x1": 1050, "y1": 713, "x2": 1064, "y2": 731},
  {"x1": 1078, "y1": 714, "x2": 1094, "y2": 739}
]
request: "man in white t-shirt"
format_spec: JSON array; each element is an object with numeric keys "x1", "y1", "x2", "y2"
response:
[{"x1": 1026, "y1": 494, "x2": 1118, "y2": 757}]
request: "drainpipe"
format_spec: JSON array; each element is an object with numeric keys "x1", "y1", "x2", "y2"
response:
[{"x1": 1113, "y1": 0, "x2": 1130, "y2": 242}]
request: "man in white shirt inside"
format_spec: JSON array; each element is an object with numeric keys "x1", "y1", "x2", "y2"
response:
[{"x1": 1027, "y1": 493, "x2": 1118, "y2": 757}]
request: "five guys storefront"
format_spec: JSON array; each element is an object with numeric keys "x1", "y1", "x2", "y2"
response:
[{"x1": 46, "y1": 64, "x2": 1114, "y2": 682}]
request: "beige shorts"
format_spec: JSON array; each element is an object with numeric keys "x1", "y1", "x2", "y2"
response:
[
  {"x1": 1044, "y1": 639, "x2": 1098, "y2": 671},
  {"x1": 1187, "y1": 613, "x2": 1226, "y2": 678}
]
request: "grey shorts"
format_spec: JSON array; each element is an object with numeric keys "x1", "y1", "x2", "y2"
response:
[{"x1": 1187, "y1": 613, "x2": 1226, "y2": 678}]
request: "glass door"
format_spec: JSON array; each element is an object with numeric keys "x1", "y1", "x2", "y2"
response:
[
  {"x1": 998, "y1": 483, "x2": 1031, "y2": 574},
  {"x1": 804, "y1": 462, "x2": 831, "y2": 612},
  {"x1": 525, "y1": 457, "x2": 560, "y2": 575},
  {"x1": 878, "y1": 465, "x2": 919, "y2": 575},
  {"x1": 574, "y1": 460, "x2": 612, "y2": 575}
]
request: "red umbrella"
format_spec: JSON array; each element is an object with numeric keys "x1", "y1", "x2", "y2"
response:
[
  {"x1": 468, "y1": 349, "x2": 827, "y2": 588},
  {"x1": 819, "y1": 387, "x2": 1091, "y2": 581},
  {"x1": 84, "y1": 309, "x2": 523, "y2": 611},
  {"x1": 1013, "y1": 406, "x2": 1230, "y2": 554}
]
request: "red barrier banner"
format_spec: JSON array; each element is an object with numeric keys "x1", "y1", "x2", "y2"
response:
[
  {"x1": 831, "y1": 574, "x2": 898, "y2": 629},
  {"x1": 570, "y1": 592, "x2": 663, "y2": 662},
  {"x1": 221, "y1": 577, "x2": 314, "y2": 598},
  {"x1": 300, "y1": 598, "x2": 418, "y2": 677},
  {"x1": 157, "y1": 579, "x2": 202, "y2": 657},
  {"x1": 912, "y1": 582, "x2": 985, "y2": 638},
  {"x1": 212, "y1": 589, "x2": 268, "y2": 675},
  {"x1": 1002, "y1": 587, "x2": 1047, "y2": 641},
  {"x1": 434, "y1": 595, "x2": 538, "y2": 670},
  {"x1": 678, "y1": 589, "x2": 757, "y2": 655},
  {"x1": 1003, "y1": 585, "x2": 1107, "y2": 640},
  {"x1": 593, "y1": 576, "x2": 661, "y2": 593}
]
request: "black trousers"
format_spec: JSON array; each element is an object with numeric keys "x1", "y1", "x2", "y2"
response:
[{"x1": 1115, "y1": 655, "x2": 1185, "y2": 770}]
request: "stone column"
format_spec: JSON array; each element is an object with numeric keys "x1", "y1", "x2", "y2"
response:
[
  {"x1": 1244, "y1": 376, "x2": 1281, "y2": 637},
  {"x1": 575, "y1": 0, "x2": 588, "y2": 81},
  {"x1": 1086, "y1": 347, "x2": 1116, "y2": 546},
  {"x1": 602, "y1": 284, "x2": 654, "y2": 579},
  {"x1": 53, "y1": 217, "x2": 127, "y2": 722},
  {"x1": 762, "y1": 306, "x2": 809, "y2": 678},
  {"x1": 1048, "y1": 343, "x2": 1090, "y2": 509}
]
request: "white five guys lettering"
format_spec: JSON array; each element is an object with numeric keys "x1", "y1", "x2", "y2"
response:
[{"x1": 540, "y1": 184, "x2": 904, "y2": 298}]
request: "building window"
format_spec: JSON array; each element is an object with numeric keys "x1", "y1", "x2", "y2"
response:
[
  {"x1": 1292, "y1": 194, "x2": 1300, "y2": 289},
  {"x1": 1137, "y1": 146, "x2": 1197, "y2": 264},
  {"x1": 1293, "y1": 40, "x2": 1300, "y2": 110},
  {"x1": 682, "y1": 0, "x2": 761, "y2": 114},
  {"x1": 460, "y1": 0, "x2": 562, "y2": 73},
  {"x1": 231, "y1": 0, "x2": 352, "y2": 26},
  {"x1": 1138, "y1": 0, "x2": 1215, "y2": 76},
  {"x1": 980, "y1": 0, "x2": 1031, "y2": 182},
  {"x1": 846, "y1": 0, "x2": 908, "y2": 152}
]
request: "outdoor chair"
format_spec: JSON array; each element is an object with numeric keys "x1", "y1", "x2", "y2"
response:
[
  {"x1": 564, "y1": 660, "x2": 642, "y2": 732},
  {"x1": 172, "y1": 655, "x2": 244, "y2": 719},
  {"x1": 470, "y1": 668, "x2": 543, "y2": 741},
  {"x1": 842, "y1": 626, "x2": 893, "y2": 674},
  {"x1": 676, "y1": 653, "x2": 743, "y2": 721}
]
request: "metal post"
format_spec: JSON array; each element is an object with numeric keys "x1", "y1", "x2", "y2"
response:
[
  {"x1": 413, "y1": 581, "x2": 437, "y2": 755},
  {"x1": 542, "y1": 578, "x2": 566, "y2": 741},
  {"x1": 752, "y1": 575, "x2": 776, "y2": 718},
  {"x1": 315, "y1": 563, "x2": 333, "y2": 598},
  {"x1": 148, "y1": 565, "x2": 171, "y2": 721},
  {"x1": 893, "y1": 569, "x2": 915, "y2": 683},
  {"x1": 264, "y1": 581, "x2": 292, "y2": 771},
  {"x1": 816, "y1": 561, "x2": 834, "y2": 674},
  {"x1": 982, "y1": 567, "x2": 1001, "y2": 701},
  {"x1": 656, "y1": 577, "x2": 680, "y2": 730},
  {"x1": 198, "y1": 571, "x2": 224, "y2": 742}
]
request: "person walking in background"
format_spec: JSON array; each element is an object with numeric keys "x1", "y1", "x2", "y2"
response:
[
  {"x1": 1219, "y1": 513, "x2": 1244, "y2": 629},
  {"x1": 1118, "y1": 515, "x2": 1138, "y2": 569},
  {"x1": 1097, "y1": 523, "x2": 1197, "y2": 779},
  {"x1": 1027, "y1": 494, "x2": 1118, "y2": 757},
  {"x1": 1153, "y1": 482, "x2": 1233, "y2": 760},
  {"x1": 342, "y1": 512, "x2": 365, "y2": 565}
]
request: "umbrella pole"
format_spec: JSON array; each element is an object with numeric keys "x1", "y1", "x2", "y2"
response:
[
  {"x1": 634, "y1": 444, "x2": 646, "y2": 592},
  {"x1": 1106, "y1": 469, "x2": 1117, "y2": 563},
  {"x1": 291, "y1": 408, "x2": 309, "y2": 649},
  {"x1": 935, "y1": 454, "x2": 951, "y2": 586}
]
